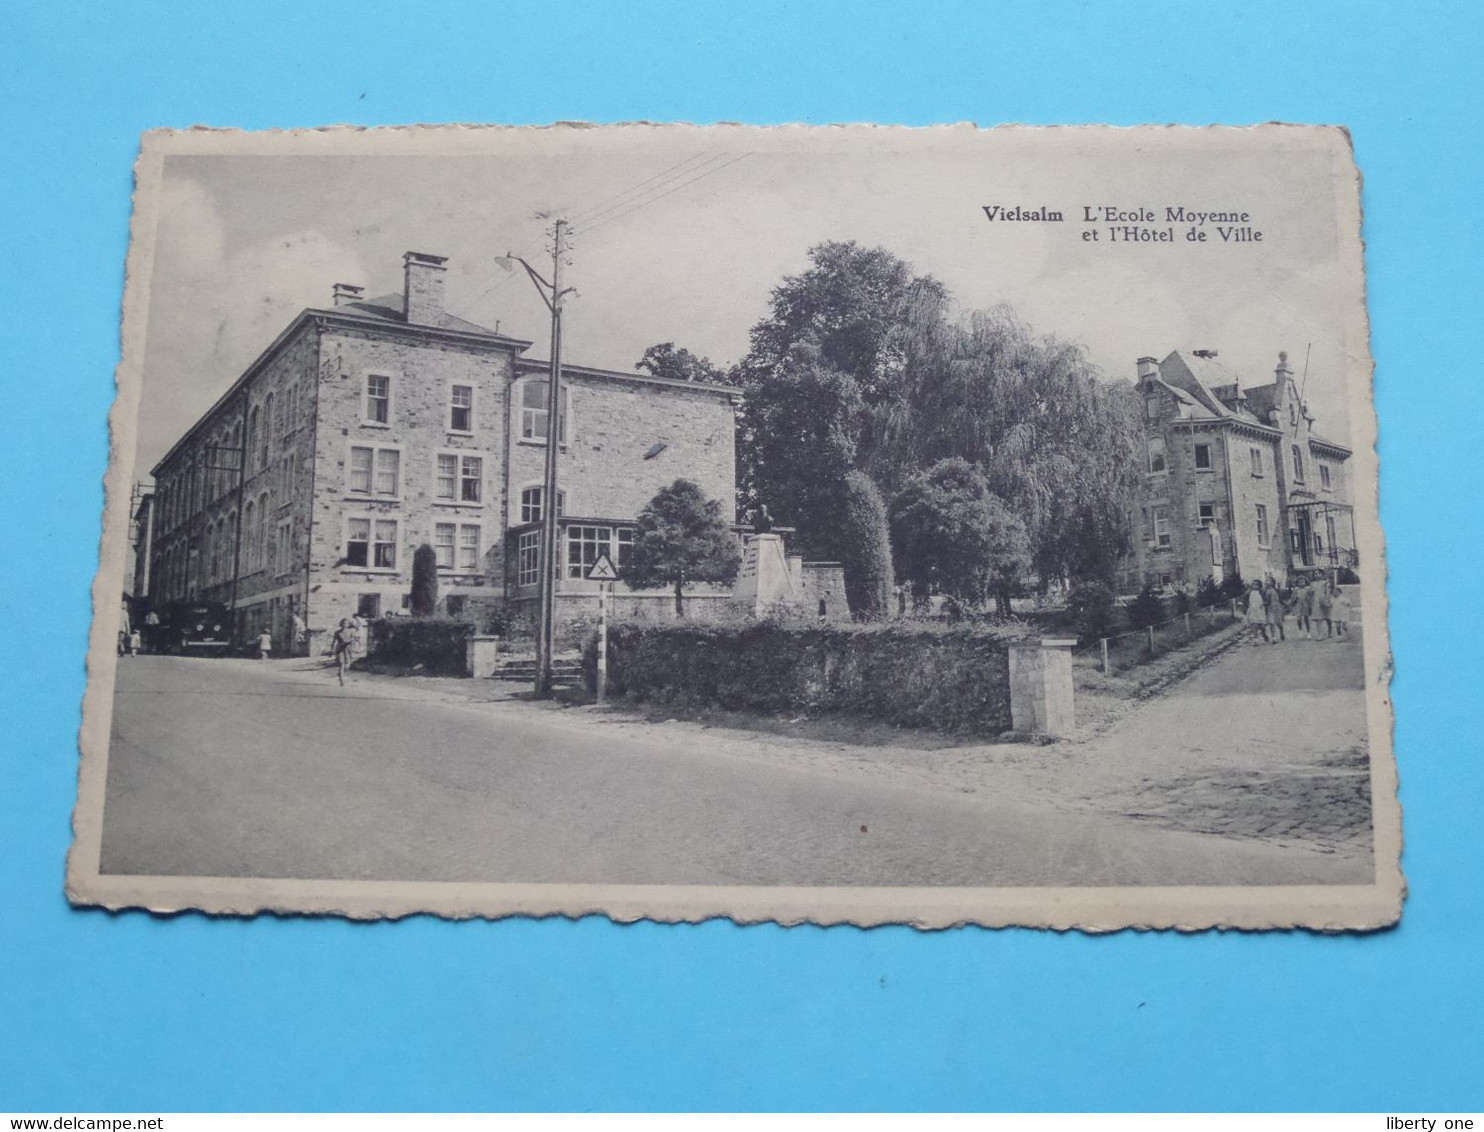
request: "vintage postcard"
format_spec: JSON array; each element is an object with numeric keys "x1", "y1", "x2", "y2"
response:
[{"x1": 69, "y1": 123, "x2": 1401, "y2": 929}]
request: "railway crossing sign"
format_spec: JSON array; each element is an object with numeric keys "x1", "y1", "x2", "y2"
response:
[{"x1": 585, "y1": 552, "x2": 620, "y2": 583}]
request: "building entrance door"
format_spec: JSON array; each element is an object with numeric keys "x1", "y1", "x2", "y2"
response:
[{"x1": 1295, "y1": 511, "x2": 1314, "y2": 568}]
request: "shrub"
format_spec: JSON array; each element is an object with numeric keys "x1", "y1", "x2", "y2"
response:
[
  {"x1": 411, "y1": 544, "x2": 439, "y2": 615},
  {"x1": 1195, "y1": 575, "x2": 1223, "y2": 609},
  {"x1": 1128, "y1": 583, "x2": 1165, "y2": 631},
  {"x1": 1172, "y1": 584, "x2": 1193, "y2": 616},
  {"x1": 369, "y1": 616, "x2": 472, "y2": 675},
  {"x1": 1066, "y1": 580, "x2": 1117, "y2": 642},
  {"x1": 1336, "y1": 566, "x2": 1360, "y2": 585},
  {"x1": 584, "y1": 621, "x2": 1026, "y2": 734},
  {"x1": 836, "y1": 471, "x2": 894, "y2": 618}
]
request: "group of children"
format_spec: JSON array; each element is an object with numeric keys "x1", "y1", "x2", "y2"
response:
[{"x1": 1245, "y1": 574, "x2": 1351, "y2": 644}]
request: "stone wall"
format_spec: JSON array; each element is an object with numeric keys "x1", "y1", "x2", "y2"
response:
[
  {"x1": 505, "y1": 371, "x2": 736, "y2": 528},
  {"x1": 305, "y1": 325, "x2": 516, "y2": 645}
]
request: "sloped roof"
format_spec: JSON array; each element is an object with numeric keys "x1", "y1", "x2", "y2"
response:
[
  {"x1": 1158, "y1": 351, "x2": 1234, "y2": 420},
  {"x1": 314, "y1": 293, "x2": 530, "y2": 344},
  {"x1": 1243, "y1": 382, "x2": 1278, "y2": 423}
]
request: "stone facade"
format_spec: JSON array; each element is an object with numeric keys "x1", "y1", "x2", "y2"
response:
[
  {"x1": 1119, "y1": 350, "x2": 1355, "y2": 593},
  {"x1": 147, "y1": 250, "x2": 741, "y2": 654}
]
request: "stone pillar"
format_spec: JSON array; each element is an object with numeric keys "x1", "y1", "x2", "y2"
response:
[
  {"x1": 466, "y1": 635, "x2": 502, "y2": 678},
  {"x1": 731, "y1": 533, "x2": 798, "y2": 615},
  {"x1": 1008, "y1": 638, "x2": 1077, "y2": 738}
]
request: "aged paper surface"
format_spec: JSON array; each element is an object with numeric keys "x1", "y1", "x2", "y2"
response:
[{"x1": 69, "y1": 123, "x2": 1401, "y2": 929}]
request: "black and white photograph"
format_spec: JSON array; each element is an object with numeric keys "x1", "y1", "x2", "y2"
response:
[{"x1": 69, "y1": 123, "x2": 1400, "y2": 928}]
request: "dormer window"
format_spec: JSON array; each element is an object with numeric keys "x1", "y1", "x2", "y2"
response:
[{"x1": 1147, "y1": 436, "x2": 1167, "y2": 474}]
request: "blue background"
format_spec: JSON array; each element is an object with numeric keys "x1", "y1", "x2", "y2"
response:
[{"x1": 2, "y1": 0, "x2": 1480, "y2": 1112}]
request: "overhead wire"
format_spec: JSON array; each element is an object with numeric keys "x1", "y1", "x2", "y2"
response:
[
  {"x1": 563, "y1": 152, "x2": 716, "y2": 226},
  {"x1": 577, "y1": 152, "x2": 753, "y2": 238}
]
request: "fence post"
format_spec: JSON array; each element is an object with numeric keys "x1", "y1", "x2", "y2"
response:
[
  {"x1": 1147, "y1": 624, "x2": 1155, "y2": 653},
  {"x1": 1100, "y1": 637, "x2": 1109, "y2": 674},
  {"x1": 1184, "y1": 611, "x2": 1191, "y2": 639}
]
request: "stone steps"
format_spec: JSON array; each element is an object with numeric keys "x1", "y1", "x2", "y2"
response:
[{"x1": 489, "y1": 657, "x2": 584, "y2": 685}]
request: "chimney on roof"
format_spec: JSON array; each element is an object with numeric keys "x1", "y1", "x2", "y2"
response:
[
  {"x1": 1136, "y1": 356, "x2": 1160, "y2": 387},
  {"x1": 403, "y1": 251, "x2": 448, "y2": 326},
  {"x1": 332, "y1": 283, "x2": 365, "y2": 307}
]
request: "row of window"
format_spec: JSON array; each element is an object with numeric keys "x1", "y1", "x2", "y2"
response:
[
  {"x1": 1146, "y1": 437, "x2": 1334, "y2": 489},
  {"x1": 156, "y1": 381, "x2": 307, "y2": 535},
  {"x1": 342, "y1": 519, "x2": 485, "y2": 573},
  {"x1": 360, "y1": 374, "x2": 568, "y2": 444},
  {"x1": 345, "y1": 446, "x2": 573, "y2": 524},
  {"x1": 1140, "y1": 501, "x2": 1338, "y2": 556},
  {"x1": 514, "y1": 525, "x2": 635, "y2": 587}
]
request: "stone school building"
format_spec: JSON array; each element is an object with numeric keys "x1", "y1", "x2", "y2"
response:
[
  {"x1": 1120, "y1": 349, "x2": 1356, "y2": 593},
  {"x1": 145, "y1": 251, "x2": 741, "y2": 653}
]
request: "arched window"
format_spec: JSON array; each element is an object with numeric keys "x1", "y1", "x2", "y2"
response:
[
  {"x1": 519, "y1": 379, "x2": 569, "y2": 444},
  {"x1": 261, "y1": 395, "x2": 274, "y2": 469},
  {"x1": 247, "y1": 406, "x2": 261, "y2": 473},
  {"x1": 243, "y1": 501, "x2": 255, "y2": 571},
  {"x1": 257, "y1": 492, "x2": 269, "y2": 569},
  {"x1": 518, "y1": 485, "x2": 566, "y2": 524}
]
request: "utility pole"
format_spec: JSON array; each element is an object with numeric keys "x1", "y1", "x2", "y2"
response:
[
  {"x1": 535, "y1": 219, "x2": 568, "y2": 697},
  {"x1": 498, "y1": 219, "x2": 573, "y2": 698}
]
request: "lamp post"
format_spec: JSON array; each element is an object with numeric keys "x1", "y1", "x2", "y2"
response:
[{"x1": 497, "y1": 220, "x2": 573, "y2": 697}]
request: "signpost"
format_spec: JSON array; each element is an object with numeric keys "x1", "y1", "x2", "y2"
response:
[{"x1": 585, "y1": 552, "x2": 620, "y2": 704}]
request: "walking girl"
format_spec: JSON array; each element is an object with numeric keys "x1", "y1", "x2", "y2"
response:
[
  {"x1": 1246, "y1": 580, "x2": 1268, "y2": 644},
  {"x1": 1312, "y1": 576, "x2": 1334, "y2": 639},
  {"x1": 1329, "y1": 579, "x2": 1351, "y2": 639},
  {"x1": 330, "y1": 618, "x2": 355, "y2": 686}
]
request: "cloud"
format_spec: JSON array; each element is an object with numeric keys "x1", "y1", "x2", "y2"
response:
[{"x1": 137, "y1": 177, "x2": 366, "y2": 475}]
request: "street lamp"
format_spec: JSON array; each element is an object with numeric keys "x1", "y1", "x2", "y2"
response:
[{"x1": 497, "y1": 219, "x2": 574, "y2": 697}]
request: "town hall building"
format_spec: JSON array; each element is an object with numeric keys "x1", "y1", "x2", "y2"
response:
[
  {"x1": 1120, "y1": 349, "x2": 1356, "y2": 593},
  {"x1": 145, "y1": 251, "x2": 740, "y2": 653}
]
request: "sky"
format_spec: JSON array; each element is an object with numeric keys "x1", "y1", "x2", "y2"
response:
[{"x1": 132, "y1": 125, "x2": 1366, "y2": 479}]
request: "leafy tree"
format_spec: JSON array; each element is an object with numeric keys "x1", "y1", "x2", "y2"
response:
[
  {"x1": 624, "y1": 479, "x2": 741, "y2": 616},
  {"x1": 888, "y1": 458, "x2": 1031, "y2": 610},
  {"x1": 735, "y1": 244, "x2": 1140, "y2": 589},
  {"x1": 737, "y1": 241, "x2": 947, "y2": 510},
  {"x1": 834, "y1": 471, "x2": 894, "y2": 618},
  {"x1": 410, "y1": 544, "x2": 439, "y2": 616},
  {"x1": 635, "y1": 341, "x2": 734, "y2": 385},
  {"x1": 875, "y1": 306, "x2": 1144, "y2": 584},
  {"x1": 737, "y1": 343, "x2": 863, "y2": 559}
]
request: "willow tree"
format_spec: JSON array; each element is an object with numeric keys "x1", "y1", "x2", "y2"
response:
[{"x1": 875, "y1": 307, "x2": 1144, "y2": 586}]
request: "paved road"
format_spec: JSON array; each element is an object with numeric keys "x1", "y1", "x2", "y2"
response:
[{"x1": 98, "y1": 655, "x2": 1361, "y2": 887}]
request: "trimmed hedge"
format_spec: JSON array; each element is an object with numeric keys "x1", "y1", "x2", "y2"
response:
[
  {"x1": 584, "y1": 621, "x2": 1026, "y2": 734},
  {"x1": 369, "y1": 616, "x2": 472, "y2": 675}
]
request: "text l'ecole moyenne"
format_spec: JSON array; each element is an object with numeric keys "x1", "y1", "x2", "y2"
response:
[{"x1": 981, "y1": 203, "x2": 1263, "y2": 243}]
